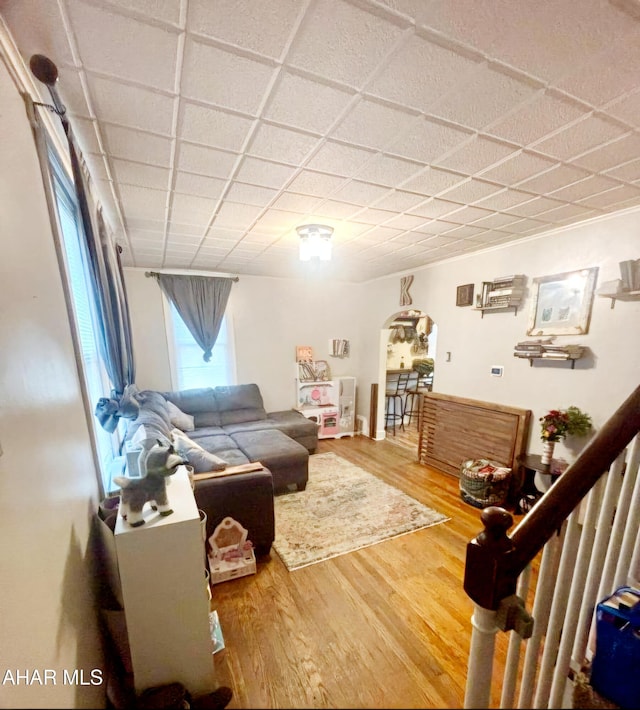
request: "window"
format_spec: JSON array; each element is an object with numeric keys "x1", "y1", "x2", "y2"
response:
[
  {"x1": 49, "y1": 151, "x2": 119, "y2": 493},
  {"x1": 167, "y1": 302, "x2": 235, "y2": 390}
]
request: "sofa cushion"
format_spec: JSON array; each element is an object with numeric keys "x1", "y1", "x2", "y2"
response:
[
  {"x1": 166, "y1": 400, "x2": 195, "y2": 431},
  {"x1": 188, "y1": 425, "x2": 226, "y2": 440},
  {"x1": 162, "y1": 388, "x2": 218, "y2": 413},
  {"x1": 171, "y1": 428, "x2": 227, "y2": 472},
  {"x1": 230, "y1": 429, "x2": 308, "y2": 490},
  {"x1": 192, "y1": 411, "x2": 222, "y2": 427},
  {"x1": 213, "y1": 384, "x2": 267, "y2": 425}
]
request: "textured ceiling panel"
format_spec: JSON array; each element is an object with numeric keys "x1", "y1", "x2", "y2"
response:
[{"x1": 4, "y1": 0, "x2": 640, "y2": 281}]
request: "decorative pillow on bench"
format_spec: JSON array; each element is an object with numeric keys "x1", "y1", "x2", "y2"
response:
[{"x1": 171, "y1": 428, "x2": 227, "y2": 473}]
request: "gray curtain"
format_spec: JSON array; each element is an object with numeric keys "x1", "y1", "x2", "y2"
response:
[
  {"x1": 154, "y1": 274, "x2": 233, "y2": 361},
  {"x1": 64, "y1": 121, "x2": 136, "y2": 396},
  {"x1": 29, "y1": 96, "x2": 136, "y2": 432}
]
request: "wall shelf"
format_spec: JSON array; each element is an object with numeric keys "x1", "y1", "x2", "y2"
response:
[
  {"x1": 475, "y1": 304, "x2": 519, "y2": 318},
  {"x1": 513, "y1": 353, "x2": 584, "y2": 369},
  {"x1": 476, "y1": 275, "x2": 526, "y2": 317},
  {"x1": 598, "y1": 290, "x2": 640, "y2": 309}
]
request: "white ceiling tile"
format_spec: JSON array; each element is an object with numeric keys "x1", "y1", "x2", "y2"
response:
[
  {"x1": 605, "y1": 89, "x2": 640, "y2": 126},
  {"x1": 174, "y1": 172, "x2": 227, "y2": 199},
  {"x1": 429, "y1": 63, "x2": 538, "y2": 130},
  {"x1": 170, "y1": 193, "x2": 216, "y2": 221},
  {"x1": 534, "y1": 202, "x2": 601, "y2": 223},
  {"x1": 188, "y1": 0, "x2": 302, "y2": 59},
  {"x1": 548, "y1": 175, "x2": 622, "y2": 202},
  {"x1": 254, "y1": 208, "x2": 302, "y2": 232},
  {"x1": 367, "y1": 32, "x2": 480, "y2": 111},
  {"x1": 306, "y1": 141, "x2": 376, "y2": 176},
  {"x1": 212, "y1": 202, "x2": 264, "y2": 230},
  {"x1": 182, "y1": 38, "x2": 277, "y2": 114},
  {"x1": 119, "y1": 184, "x2": 168, "y2": 219},
  {"x1": 68, "y1": 0, "x2": 178, "y2": 91},
  {"x1": 572, "y1": 133, "x2": 640, "y2": 172},
  {"x1": 383, "y1": 213, "x2": 429, "y2": 230},
  {"x1": 372, "y1": 190, "x2": 427, "y2": 212},
  {"x1": 444, "y1": 204, "x2": 495, "y2": 223},
  {"x1": 408, "y1": 198, "x2": 464, "y2": 220},
  {"x1": 401, "y1": 167, "x2": 467, "y2": 196},
  {"x1": 103, "y1": 125, "x2": 173, "y2": 166},
  {"x1": 442, "y1": 224, "x2": 488, "y2": 239},
  {"x1": 488, "y1": 0, "x2": 632, "y2": 82},
  {"x1": 2, "y1": 0, "x2": 75, "y2": 67},
  {"x1": 247, "y1": 123, "x2": 320, "y2": 164},
  {"x1": 473, "y1": 188, "x2": 538, "y2": 211},
  {"x1": 480, "y1": 151, "x2": 558, "y2": 185},
  {"x1": 332, "y1": 98, "x2": 419, "y2": 151},
  {"x1": 225, "y1": 183, "x2": 278, "y2": 207},
  {"x1": 286, "y1": 170, "x2": 347, "y2": 197},
  {"x1": 176, "y1": 142, "x2": 238, "y2": 178},
  {"x1": 503, "y1": 196, "x2": 566, "y2": 218},
  {"x1": 269, "y1": 192, "x2": 322, "y2": 213},
  {"x1": 90, "y1": 76, "x2": 175, "y2": 134},
  {"x1": 180, "y1": 101, "x2": 255, "y2": 150},
  {"x1": 434, "y1": 136, "x2": 515, "y2": 174},
  {"x1": 359, "y1": 154, "x2": 424, "y2": 187},
  {"x1": 533, "y1": 117, "x2": 629, "y2": 161},
  {"x1": 85, "y1": 153, "x2": 111, "y2": 183},
  {"x1": 485, "y1": 92, "x2": 588, "y2": 146},
  {"x1": 235, "y1": 157, "x2": 297, "y2": 189},
  {"x1": 388, "y1": 116, "x2": 472, "y2": 163},
  {"x1": 264, "y1": 72, "x2": 356, "y2": 134},
  {"x1": 112, "y1": 159, "x2": 170, "y2": 189},
  {"x1": 99, "y1": 0, "x2": 182, "y2": 25},
  {"x1": 71, "y1": 117, "x2": 102, "y2": 155},
  {"x1": 605, "y1": 158, "x2": 640, "y2": 182},
  {"x1": 168, "y1": 222, "x2": 207, "y2": 237},
  {"x1": 287, "y1": 0, "x2": 406, "y2": 89},
  {"x1": 577, "y1": 184, "x2": 640, "y2": 209},
  {"x1": 516, "y1": 164, "x2": 592, "y2": 194},
  {"x1": 351, "y1": 207, "x2": 398, "y2": 225},
  {"x1": 438, "y1": 178, "x2": 505, "y2": 204},
  {"x1": 332, "y1": 180, "x2": 390, "y2": 206},
  {"x1": 314, "y1": 200, "x2": 362, "y2": 220},
  {"x1": 557, "y1": 34, "x2": 640, "y2": 106},
  {"x1": 469, "y1": 212, "x2": 522, "y2": 230}
]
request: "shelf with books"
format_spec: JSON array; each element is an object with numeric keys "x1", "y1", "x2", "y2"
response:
[
  {"x1": 476, "y1": 275, "x2": 526, "y2": 317},
  {"x1": 513, "y1": 340, "x2": 585, "y2": 369}
]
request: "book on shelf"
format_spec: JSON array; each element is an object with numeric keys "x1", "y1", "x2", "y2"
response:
[{"x1": 488, "y1": 287, "x2": 524, "y2": 298}]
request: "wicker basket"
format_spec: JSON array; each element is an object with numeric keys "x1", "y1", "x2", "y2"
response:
[{"x1": 459, "y1": 458, "x2": 512, "y2": 509}]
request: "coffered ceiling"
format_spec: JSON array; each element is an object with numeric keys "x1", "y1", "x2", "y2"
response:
[{"x1": 3, "y1": 0, "x2": 640, "y2": 282}]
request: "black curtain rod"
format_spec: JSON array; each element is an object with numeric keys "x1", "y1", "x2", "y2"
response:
[{"x1": 145, "y1": 271, "x2": 239, "y2": 282}]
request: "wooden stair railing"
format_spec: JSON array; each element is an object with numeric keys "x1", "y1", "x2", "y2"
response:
[{"x1": 463, "y1": 384, "x2": 640, "y2": 708}]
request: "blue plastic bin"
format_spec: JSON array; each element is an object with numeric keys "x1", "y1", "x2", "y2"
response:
[{"x1": 590, "y1": 586, "x2": 640, "y2": 709}]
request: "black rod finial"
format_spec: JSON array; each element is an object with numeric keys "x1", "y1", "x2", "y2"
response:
[{"x1": 29, "y1": 54, "x2": 59, "y2": 86}]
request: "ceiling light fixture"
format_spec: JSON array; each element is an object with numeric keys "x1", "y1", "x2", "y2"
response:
[{"x1": 297, "y1": 224, "x2": 333, "y2": 262}]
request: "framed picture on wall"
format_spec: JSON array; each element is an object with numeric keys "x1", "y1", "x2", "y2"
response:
[
  {"x1": 527, "y1": 267, "x2": 598, "y2": 336},
  {"x1": 456, "y1": 283, "x2": 474, "y2": 307}
]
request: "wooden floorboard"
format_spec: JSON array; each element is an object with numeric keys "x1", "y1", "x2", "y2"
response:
[{"x1": 210, "y1": 433, "x2": 520, "y2": 709}]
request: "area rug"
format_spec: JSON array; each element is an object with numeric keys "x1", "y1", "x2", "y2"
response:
[{"x1": 273, "y1": 451, "x2": 449, "y2": 571}]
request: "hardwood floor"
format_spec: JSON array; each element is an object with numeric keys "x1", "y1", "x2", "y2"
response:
[{"x1": 210, "y1": 434, "x2": 513, "y2": 709}]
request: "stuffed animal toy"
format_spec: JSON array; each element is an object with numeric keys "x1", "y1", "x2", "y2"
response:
[{"x1": 114, "y1": 438, "x2": 187, "y2": 527}]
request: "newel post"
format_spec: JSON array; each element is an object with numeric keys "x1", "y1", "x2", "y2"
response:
[{"x1": 463, "y1": 507, "x2": 517, "y2": 709}]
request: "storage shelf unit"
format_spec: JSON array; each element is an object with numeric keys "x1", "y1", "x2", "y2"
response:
[
  {"x1": 114, "y1": 468, "x2": 216, "y2": 696},
  {"x1": 475, "y1": 275, "x2": 526, "y2": 317}
]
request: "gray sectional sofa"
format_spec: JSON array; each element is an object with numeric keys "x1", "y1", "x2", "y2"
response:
[
  {"x1": 124, "y1": 383, "x2": 317, "y2": 492},
  {"x1": 120, "y1": 383, "x2": 318, "y2": 557}
]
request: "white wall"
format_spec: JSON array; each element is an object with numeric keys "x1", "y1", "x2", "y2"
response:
[
  {"x1": 359, "y1": 213, "x2": 640, "y2": 458},
  {"x1": 125, "y1": 268, "x2": 363, "y2": 412},
  {"x1": 127, "y1": 210, "x2": 640, "y2": 465},
  {"x1": 0, "y1": 60, "x2": 105, "y2": 708}
]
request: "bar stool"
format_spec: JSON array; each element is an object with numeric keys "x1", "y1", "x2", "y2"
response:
[
  {"x1": 385, "y1": 371, "x2": 411, "y2": 435},
  {"x1": 404, "y1": 371, "x2": 430, "y2": 430}
]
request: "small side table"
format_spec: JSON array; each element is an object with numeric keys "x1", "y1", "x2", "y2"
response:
[{"x1": 515, "y1": 454, "x2": 559, "y2": 514}]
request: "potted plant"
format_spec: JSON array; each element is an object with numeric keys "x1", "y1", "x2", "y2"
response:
[{"x1": 539, "y1": 406, "x2": 592, "y2": 464}]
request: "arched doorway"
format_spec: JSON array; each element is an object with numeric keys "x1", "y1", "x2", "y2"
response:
[{"x1": 375, "y1": 309, "x2": 437, "y2": 443}]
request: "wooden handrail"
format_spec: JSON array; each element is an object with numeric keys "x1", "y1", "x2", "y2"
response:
[{"x1": 464, "y1": 384, "x2": 640, "y2": 610}]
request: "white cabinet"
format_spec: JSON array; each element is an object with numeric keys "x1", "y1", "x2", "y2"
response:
[{"x1": 114, "y1": 468, "x2": 215, "y2": 696}]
